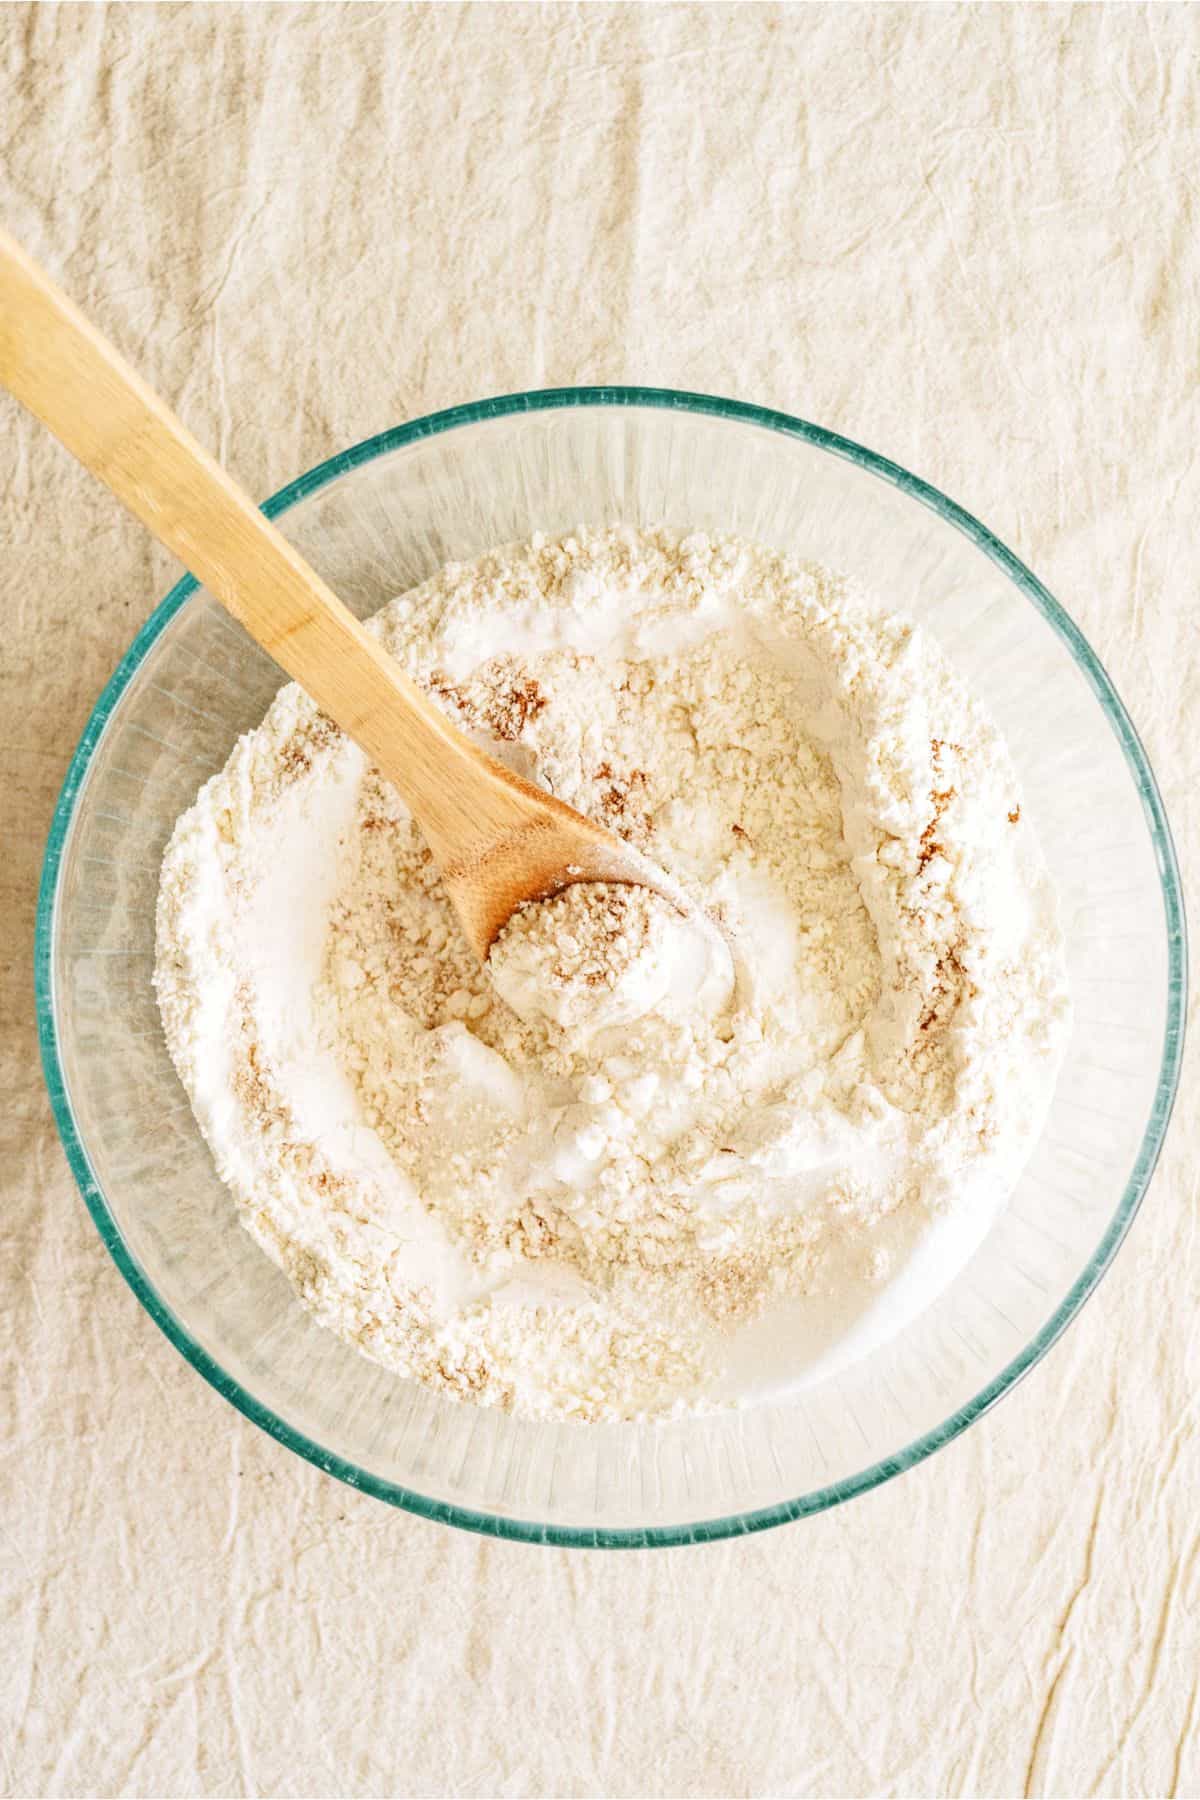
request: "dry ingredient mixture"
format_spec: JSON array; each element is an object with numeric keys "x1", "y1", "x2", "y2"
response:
[{"x1": 155, "y1": 527, "x2": 1070, "y2": 1421}]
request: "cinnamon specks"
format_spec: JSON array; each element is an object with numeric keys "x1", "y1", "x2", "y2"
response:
[
  {"x1": 277, "y1": 710, "x2": 342, "y2": 784},
  {"x1": 919, "y1": 738, "x2": 960, "y2": 869},
  {"x1": 918, "y1": 942, "x2": 968, "y2": 1034},
  {"x1": 432, "y1": 670, "x2": 547, "y2": 742}
]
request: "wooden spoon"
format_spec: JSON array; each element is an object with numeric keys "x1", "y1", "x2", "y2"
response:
[{"x1": 0, "y1": 228, "x2": 670, "y2": 956}]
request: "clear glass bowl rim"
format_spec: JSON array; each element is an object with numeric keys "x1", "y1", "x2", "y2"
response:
[{"x1": 35, "y1": 384, "x2": 1188, "y2": 1549}]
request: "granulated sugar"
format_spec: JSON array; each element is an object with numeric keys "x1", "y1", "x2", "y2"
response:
[{"x1": 154, "y1": 527, "x2": 1070, "y2": 1421}]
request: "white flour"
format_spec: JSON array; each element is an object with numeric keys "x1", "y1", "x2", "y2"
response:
[{"x1": 155, "y1": 527, "x2": 1070, "y2": 1421}]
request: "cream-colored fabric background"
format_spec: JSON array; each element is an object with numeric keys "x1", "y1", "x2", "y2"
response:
[{"x1": 3, "y1": 5, "x2": 1198, "y2": 1796}]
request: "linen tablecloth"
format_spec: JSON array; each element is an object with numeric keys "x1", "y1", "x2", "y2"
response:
[{"x1": 3, "y1": 6, "x2": 1197, "y2": 1795}]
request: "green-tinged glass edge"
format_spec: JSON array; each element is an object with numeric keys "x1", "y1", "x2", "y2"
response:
[{"x1": 35, "y1": 386, "x2": 1188, "y2": 1549}]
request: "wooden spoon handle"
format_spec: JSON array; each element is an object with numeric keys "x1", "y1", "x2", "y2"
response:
[{"x1": 0, "y1": 227, "x2": 528, "y2": 850}]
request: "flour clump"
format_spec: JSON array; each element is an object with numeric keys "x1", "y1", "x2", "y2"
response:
[
  {"x1": 154, "y1": 526, "x2": 1070, "y2": 1421},
  {"x1": 488, "y1": 881, "x2": 735, "y2": 1041}
]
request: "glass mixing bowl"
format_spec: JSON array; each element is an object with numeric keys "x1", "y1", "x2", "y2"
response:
[{"x1": 37, "y1": 388, "x2": 1185, "y2": 1546}]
